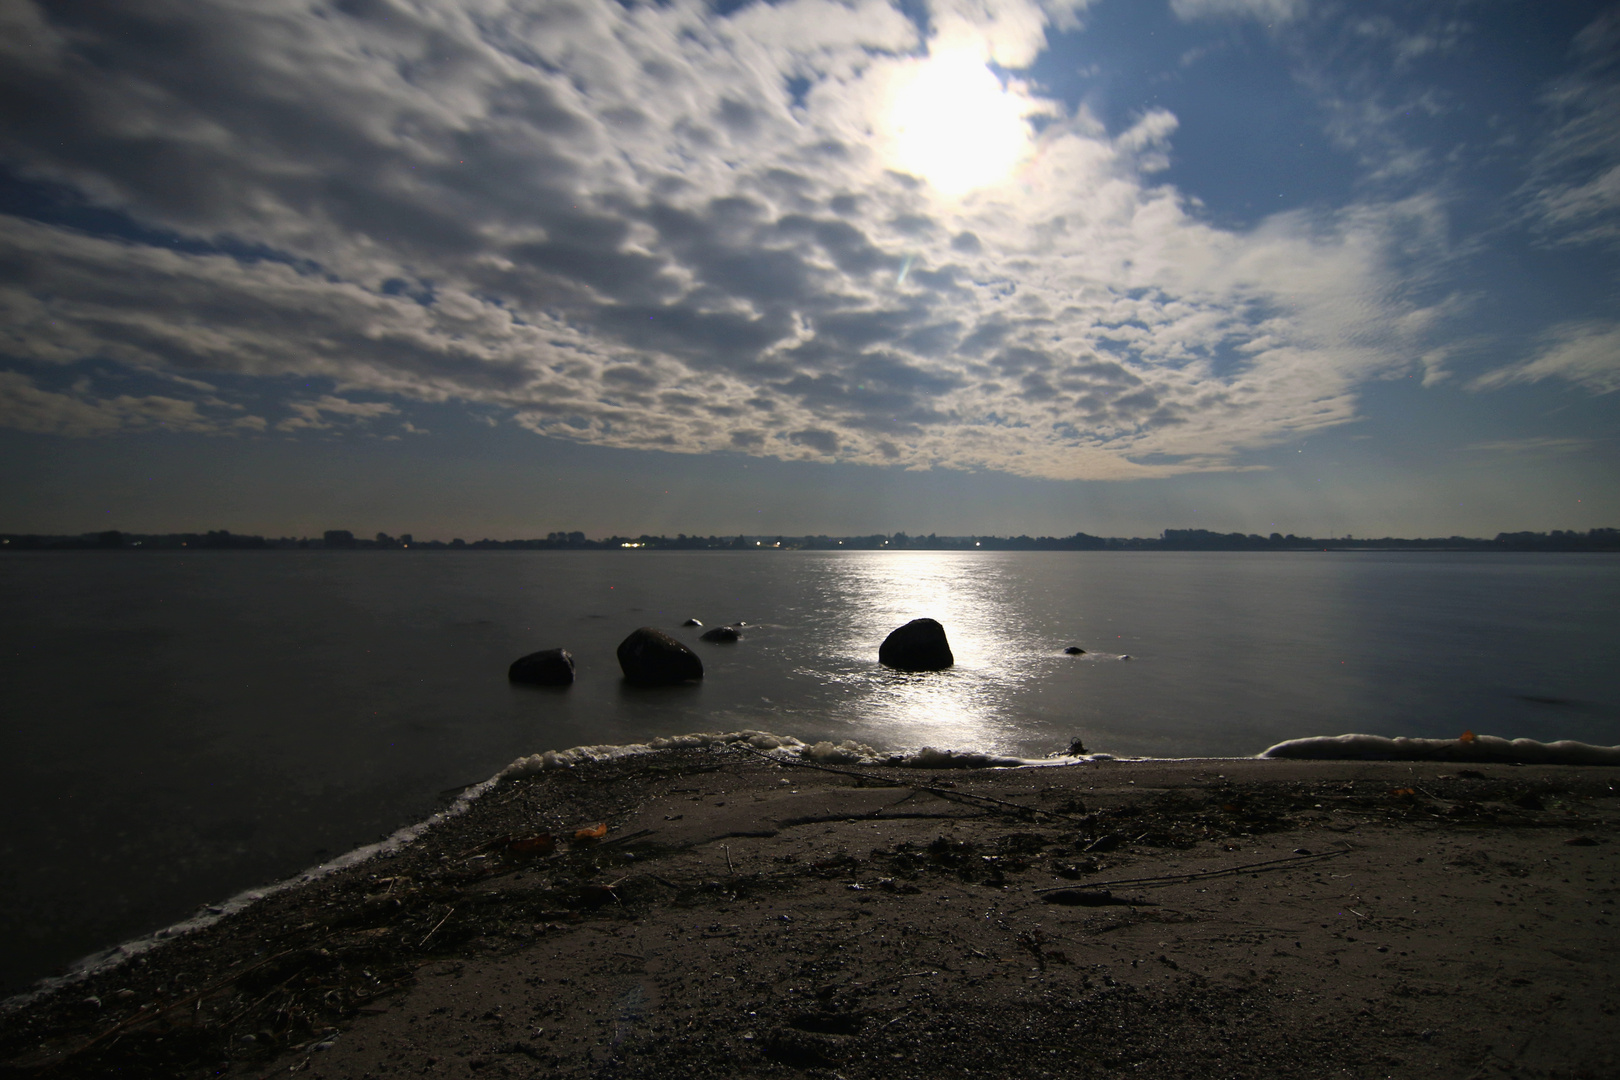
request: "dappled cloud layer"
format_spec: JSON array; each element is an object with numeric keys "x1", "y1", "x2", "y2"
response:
[{"x1": 0, "y1": 0, "x2": 1605, "y2": 477}]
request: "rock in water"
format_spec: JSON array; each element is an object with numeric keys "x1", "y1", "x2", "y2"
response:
[
  {"x1": 700, "y1": 625, "x2": 740, "y2": 643},
  {"x1": 508, "y1": 648, "x2": 576, "y2": 686},
  {"x1": 617, "y1": 627, "x2": 704, "y2": 685},
  {"x1": 1063, "y1": 646, "x2": 1086, "y2": 655},
  {"x1": 682, "y1": 618, "x2": 703, "y2": 627},
  {"x1": 878, "y1": 618, "x2": 954, "y2": 671}
]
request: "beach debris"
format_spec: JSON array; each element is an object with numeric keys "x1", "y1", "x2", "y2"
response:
[
  {"x1": 1054, "y1": 861, "x2": 1097, "y2": 879},
  {"x1": 700, "y1": 625, "x2": 741, "y2": 643},
  {"x1": 1083, "y1": 833, "x2": 1124, "y2": 854},
  {"x1": 1038, "y1": 845, "x2": 1351, "y2": 896},
  {"x1": 1041, "y1": 889, "x2": 1120, "y2": 906},
  {"x1": 878, "y1": 618, "x2": 954, "y2": 671},
  {"x1": 573, "y1": 822, "x2": 609, "y2": 843},
  {"x1": 763, "y1": 1027, "x2": 843, "y2": 1068},
  {"x1": 575, "y1": 883, "x2": 618, "y2": 908},
  {"x1": 616, "y1": 627, "x2": 703, "y2": 685},
  {"x1": 507, "y1": 834, "x2": 556, "y2": 857},
  {"x1": 506, "y1": 648, "x2": 575, "y2": 686}
]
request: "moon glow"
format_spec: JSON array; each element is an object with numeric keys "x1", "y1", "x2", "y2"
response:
[{"x1": 890, "y1": 51, "x2": 1033, "y2": 197}]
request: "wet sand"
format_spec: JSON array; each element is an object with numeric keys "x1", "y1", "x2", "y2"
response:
[{"x1": 2, "y1": 749, "x2": 1616, "y2": 1079}]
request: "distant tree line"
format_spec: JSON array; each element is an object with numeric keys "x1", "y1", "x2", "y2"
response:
[{"x1": 4, "y1": 526, "x2": 1618, "y2": 552}]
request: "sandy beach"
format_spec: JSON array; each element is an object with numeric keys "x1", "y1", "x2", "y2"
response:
[{"x1": 2, "y1": 747, "x2": 1616, "y2": 1080}]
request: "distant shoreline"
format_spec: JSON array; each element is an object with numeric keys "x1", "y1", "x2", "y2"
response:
[{"x1": 5, "y1": 526, "x2": 1619, "y2": 553}]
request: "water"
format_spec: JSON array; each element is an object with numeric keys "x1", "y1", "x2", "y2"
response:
[{"x1": 2, "y1": 549, "x2": 1617, "y2": 994}]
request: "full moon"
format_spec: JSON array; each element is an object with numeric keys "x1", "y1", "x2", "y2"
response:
[{"x1": 890, "y1": 51, "x2": 1033, "y2": 197}]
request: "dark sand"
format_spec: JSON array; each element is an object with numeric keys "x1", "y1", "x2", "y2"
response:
[{"x1": 2, "y1": 748, "x2": 1616, "y2": 1079}]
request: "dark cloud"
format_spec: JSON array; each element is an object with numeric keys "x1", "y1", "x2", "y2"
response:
[
  {"x1": 788, "y1": 427, "x2": 839, "y2": 454},
  {"x1": 1019, "y1": 371, "x2": 1059, "y2": 401},
  {"x1": 600, "y1": 365, "x2": 661, "y2": 389},
  {"x1": 776, "y1": 215, "x2": 897, "y2": 276},
  {"x1": 890, "y1": 213, "x2": 936, "y2": 236}
]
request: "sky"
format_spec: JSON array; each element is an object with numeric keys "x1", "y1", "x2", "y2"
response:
[{"x1": 0, "y1": 0, "x2": 1616, "y2": 540}]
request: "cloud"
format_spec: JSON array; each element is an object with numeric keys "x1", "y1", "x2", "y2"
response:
[
  {"x1": 0, "y1": 370, "x2": 263, "y2": 436},
  {"x1": 1471, "y1": 321, "x2": 1620, "y2": 396},
  {"x1": 1169, "y1": 0, "x2": 1303, "y2": 25},
  {"x1": 0, "y1": 0, "x2": 1452, "y2": 480},
  {"x1": 1460, "y1": 436, "x2": 1594, "y2": 456},
  {"x1": 276, "y1": 395, "x2": 399, "y2": 432},
  {"x1": 1522, "y1": 10, "x2": 1620, "y2": 248}
]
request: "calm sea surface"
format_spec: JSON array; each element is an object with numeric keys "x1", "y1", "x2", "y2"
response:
[{"x1": 3, "y1": 549, "x2": 1618, "y2": 993}]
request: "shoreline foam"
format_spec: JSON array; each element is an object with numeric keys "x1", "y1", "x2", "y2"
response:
[{"x1": 1262, "y1": 732, "x2": 1620, "y2": 765}]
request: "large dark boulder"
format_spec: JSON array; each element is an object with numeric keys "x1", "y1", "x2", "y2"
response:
[
  {"x1": 878, "y1": 618, "x2": 954, "y2": 671},
  {"x1": 700, "y1": 625, "x2": 740, "y2": 643},
  {"x1": 508, "y1": 648, "x2": 575, "y2": 686},
  {"x1": 617, "y1": 627, "x2": 704, "y2": 685}
]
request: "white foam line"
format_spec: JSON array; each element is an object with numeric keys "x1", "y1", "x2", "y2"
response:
[
  {"x1": 1262, "y1": 732, "x2": 1620, "y2": 765},
  {"x1": 495, "y1": 729, "x2": 1110, "y2": 775}
]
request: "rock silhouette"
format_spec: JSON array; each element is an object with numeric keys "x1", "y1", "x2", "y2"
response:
[
  {"x1": 617, "y1": 627, "x2": 704, "y2": 685},
  {"x1": 878, "y1": 618, "x2": 954, "y2": 671},
  {"x1": 700, "y1": 626, "x2": 741, "y2": 643},
  {"x1": 507, "y1": 648, "x2": 575, "y2": 686}
]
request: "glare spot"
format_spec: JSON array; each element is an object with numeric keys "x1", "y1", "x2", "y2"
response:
[{"x1": 890, "y1": 50, "x2": 1032, "y2": 197}]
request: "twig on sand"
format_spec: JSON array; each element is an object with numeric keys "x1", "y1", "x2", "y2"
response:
[
  {"x1": 723, "y1": 844, "x2": 735, "y2": 874},
  {"x1": 419, "y1": 906, "x2": 456, "y2": 949},
  {"x1": 1034, "y1": 846, "x2": 1351, "y2": 894}
]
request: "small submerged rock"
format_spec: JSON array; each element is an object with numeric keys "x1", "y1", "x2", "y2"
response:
[
  {"x1": 879, "y1": 618, "x2": 954, "y2": 671},
  {"x1": 1063, "y1": 646, "x2": 1086, "y2": 655},
  {"x1": 617, "y1": 627, "x2": 704, "y2": 685},
  {"x1": 682, "y1": 618, "x2": 703, "y2": 627},
  {"x1": 700, "y1": 625, "x2": 741, "y2": 643},
  {"x1": 507, "y1": 648, "x2": 576, "y2": 686}
]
